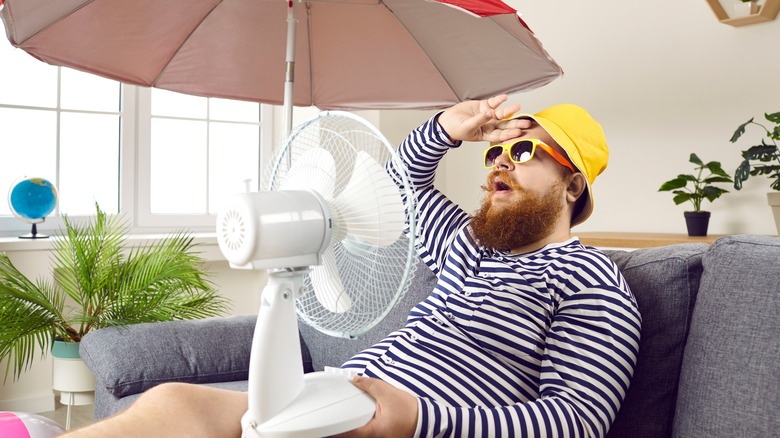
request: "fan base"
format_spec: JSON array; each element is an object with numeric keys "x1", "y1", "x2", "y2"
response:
[{"x1": 241, "y1": 371, "x2": 375, "y2": 437}]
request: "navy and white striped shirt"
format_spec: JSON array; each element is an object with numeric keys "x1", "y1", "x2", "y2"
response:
[{"x1": 342, "y1": 115, "x2": 641, "y2": 437}]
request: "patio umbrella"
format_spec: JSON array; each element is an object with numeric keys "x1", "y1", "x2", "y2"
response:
[{"x1": 0, "y1": 0, "x2": 561, "y2": 133}]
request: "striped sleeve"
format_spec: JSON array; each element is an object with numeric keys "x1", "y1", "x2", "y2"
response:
[{"x1": 387, "y1": 114, "x2": 472, "y2": 275}]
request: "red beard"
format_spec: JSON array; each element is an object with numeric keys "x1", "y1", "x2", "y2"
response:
[{"x1": 470, "y1": 170, "x2": 565, "y2": 252}]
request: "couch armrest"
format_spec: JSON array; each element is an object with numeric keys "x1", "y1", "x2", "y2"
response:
[{"x1": 81, "y1": 315, "x2": 258, "y2": 398}]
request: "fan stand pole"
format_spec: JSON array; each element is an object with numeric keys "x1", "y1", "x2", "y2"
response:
[{"x1": 242, "y1": 268, "x2": 375, "y2": 438}]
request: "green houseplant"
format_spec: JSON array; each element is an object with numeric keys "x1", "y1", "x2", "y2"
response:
[
  {"x1": 731, "y1": 111, "x2": 780, "y2": 191},
  {"x1": 0, "y1": 204, "x2": 229, "y2": 382},
  {"x1": 730, "y1": 111, "x2": 780, "y2": 235},
  {"x1": 659, "y1": 153, "x2": 733, "y2": 236}
]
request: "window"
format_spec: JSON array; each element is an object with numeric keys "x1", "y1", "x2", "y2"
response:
[
  {"x1": 0, "y1": 34, "x2": 272, "y2": 237},
  {"x1": 0, "y1": 41, "x2": 121, "y2": 237},
  {"x1": 135, "y1": 88, "x2": 272, "y2": 229}
]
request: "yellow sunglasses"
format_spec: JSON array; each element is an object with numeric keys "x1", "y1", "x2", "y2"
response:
[{"x1": 483, "y1": 139, "x2": 576, "y2": 173}]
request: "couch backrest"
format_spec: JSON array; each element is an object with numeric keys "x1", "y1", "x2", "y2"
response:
[
  {"x1": 299, "y1": 241, "x2": 711, "y2": 437},
  {"x1": 604, "y1": 243, "x2": 708, "y2": 438},
  {"x1": 672, "y1": 235, "x2": 780, "y2": 438}
]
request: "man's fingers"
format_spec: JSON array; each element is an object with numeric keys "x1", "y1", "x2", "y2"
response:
[
  {"x1": 494, "y1": 103, "x2": 522, "y2": 121},
  {"x1": 352, "y1": 375, "x2": 382, "y2": 396},
  {"x1": 486, "y1": 94, "x2": 509, "y2": 109}
]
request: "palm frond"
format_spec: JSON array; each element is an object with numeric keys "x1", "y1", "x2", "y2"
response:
[
  {"x1": 0, "y1": 256, "x2": 75, "y2": 381},
  {"x1": 52, "y1": 205, "x2": 127, "y2": 310},
  {"x1": 81, "y1": 229, "x2": 228, "y2": 331},
  {"x1": 1, "y1": 203, "x2": 230, "y2": 382}
]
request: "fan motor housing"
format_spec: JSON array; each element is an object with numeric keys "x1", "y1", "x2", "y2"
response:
[{"x1": 216, "y1": 191, "x2": 332, "y2": 270}]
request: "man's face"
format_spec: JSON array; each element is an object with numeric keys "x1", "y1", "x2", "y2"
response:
[
  {"x1": 484, "y1": 118, "x2": 570, "y2": 209},
  {"x1": 470, "y1": 119, "x2": 572, "y2": 251}
]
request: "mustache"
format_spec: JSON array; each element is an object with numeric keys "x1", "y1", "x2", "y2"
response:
[{"x1": 481, "y1": 170, "x2": 523, "y2": 192}]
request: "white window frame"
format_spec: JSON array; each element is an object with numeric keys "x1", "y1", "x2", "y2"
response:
[
  {"x1": 0, "y1": 82, "x2": 274, "y2": 237},
  {"x1": 131, "y1": 86, "x2": 274, "y2": 232},
  {"x1": 0, "y1": 68, "x2": 122, "y2": 237}
]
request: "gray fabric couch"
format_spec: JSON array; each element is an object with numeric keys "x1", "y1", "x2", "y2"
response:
[{"x1": 80, "y1": 235, "x2": 780, "y2": 437}]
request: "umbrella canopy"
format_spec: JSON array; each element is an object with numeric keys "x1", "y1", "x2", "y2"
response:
[{"x1": 0, "y1": 0, "x2": 561, "y2": 111}]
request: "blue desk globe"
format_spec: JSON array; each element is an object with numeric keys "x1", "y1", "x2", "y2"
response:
[{"x1": 8, "y1": 177, "x2": 58, "y2": 239}]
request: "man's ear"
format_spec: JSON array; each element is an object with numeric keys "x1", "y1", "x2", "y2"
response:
[{"x1": 565, "y1": 173, "x2": 587, "y2": 204}]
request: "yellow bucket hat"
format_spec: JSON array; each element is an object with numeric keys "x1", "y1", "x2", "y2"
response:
[{"x1": 515, "y1": 104, "x2": 609, "y2": 226}]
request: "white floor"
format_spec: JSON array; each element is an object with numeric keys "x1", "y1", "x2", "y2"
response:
[{"x1": 38, "y1": 402, "x2": 95, "y2": 433}]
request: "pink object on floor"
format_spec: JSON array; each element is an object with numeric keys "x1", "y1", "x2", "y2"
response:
[{"x1": 0, "y1": 411, "x2": 65, "y2": 438}]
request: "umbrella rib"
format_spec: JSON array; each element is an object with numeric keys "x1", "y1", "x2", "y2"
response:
[
  {"x1": 377, "y1": 0, "x2": 459, "y2": 101},
  {"x1": 305, "y1": 2, "x2": 314, "y2": 106},
  {"x1": 8, "y1": 0, "x2": 97, "y2": 46},
  {"x1": 151, "y1": 0, "x2": 226, "y2": 87}
]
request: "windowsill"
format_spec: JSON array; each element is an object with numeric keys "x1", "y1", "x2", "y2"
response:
[
  {"x1": 576, "y1": 232, "x2": 723, "y2": 249},
  {"x1": 1, "y1": 231, "x2": 728, "y2": 259},
  {"x1": 0, "y1": 233, "x2": 226, "y2": 262}
]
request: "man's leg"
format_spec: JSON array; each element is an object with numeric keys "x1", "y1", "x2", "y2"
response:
[{"x1": 64, "y1": 383, "x2": 248, "y2": 438}]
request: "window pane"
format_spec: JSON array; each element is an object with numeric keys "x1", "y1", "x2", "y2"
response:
[
  {"x1": 208, "y1": 122, "x2": 260, "y2": 213},
  {"x1": 59, "y1": 112, "x2": 120, "y2": 215},
  {"x1": 209, "y1": 98, "x2": 260, "y2": 122},
  {"x1": 61, "y1": 68, "x2": 121, "y2": 112},
  {"x1": 150, "y1": 118, "x2": 207, "y2": 214},
  {"x1": 151, "y1": 89, "x2": 207, "y2": 119},
  {"x1": 0, "y1": 41, "x2": 58, "y2": 107},
  {"x1": 0, "y1": 108, "x2": 57, "y2": 216}
]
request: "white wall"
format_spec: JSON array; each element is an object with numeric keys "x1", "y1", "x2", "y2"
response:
[{"x1": 378, "y1": 0, "x2": 780, "y2": 236}]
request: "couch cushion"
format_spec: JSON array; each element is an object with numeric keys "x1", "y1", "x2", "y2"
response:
[
  {"x1": 102, "y1": 379, "x2": 251, "y2": 419},
  {"x1": 673, "y1": 235, "x2": 780, "y2": 438},
  {"x1": 603, "y1": 243, "x2": 708, "y2": 438},
  {"x1": 82, "y1": 314, "x2": 313, "y2": 398}
]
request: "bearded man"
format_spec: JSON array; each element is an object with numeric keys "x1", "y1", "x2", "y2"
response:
[
  {"x1": 338, "y1": 95, "x2": 641, "y2": 437},
  {"x1": 65, "y1": 95, "x2": 640, "y2": 438}
]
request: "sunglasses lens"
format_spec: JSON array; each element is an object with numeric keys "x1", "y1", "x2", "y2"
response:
[
  {"x1": 510, "y1": 141, "x2": 534, "y2": 163},
  {"x1": 485, "y1": 146, "x2": 504, "y2": 167}
]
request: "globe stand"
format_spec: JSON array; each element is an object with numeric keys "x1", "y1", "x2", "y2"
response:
[{"x1": 19, "y1": 223, "x2": 49, "y2": 239}]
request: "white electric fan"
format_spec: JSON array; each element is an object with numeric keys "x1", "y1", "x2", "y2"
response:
[{"x1": 216, "y1": 111, "x2": 418, "y2": 437}]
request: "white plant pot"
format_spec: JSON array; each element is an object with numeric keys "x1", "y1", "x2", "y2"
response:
[
  {"x1": 733, "y1": 1, "x2": 759, "y2": 17},
  {"x1": 768, "y1": 192, "x2": 780, "y2": 235},
  {"x1": 51, "y1": 341, "x2": 95, "y2": 406}
]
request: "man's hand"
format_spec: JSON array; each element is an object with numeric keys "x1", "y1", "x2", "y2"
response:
[
  {"x1": 437, "y1": 94, "x2": 531, "y2": 144},
  {"x1": 334, "y1": 376, "x2": 418, "y2": 438}
]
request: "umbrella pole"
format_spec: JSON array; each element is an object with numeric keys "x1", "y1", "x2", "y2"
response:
[{"x1": 283, "y1": 0, "x2": 296, "y2": 138}]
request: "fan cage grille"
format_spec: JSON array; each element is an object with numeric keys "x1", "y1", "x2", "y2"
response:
[{"x1": 264, "y1": 112, "x2": 418, "y2": 338}]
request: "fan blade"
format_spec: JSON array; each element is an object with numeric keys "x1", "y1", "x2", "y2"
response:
[
  {"x1": 310, "y1": 246, "x2": 352, "y2": 313},
  {"x1": 280, "y1": 148, "x2": 336, "y2": 199},
  {"x1": 331, "y1": 151, "x2": 404, "y2": 247}
]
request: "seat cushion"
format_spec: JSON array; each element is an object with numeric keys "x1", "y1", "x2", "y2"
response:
[
  {"x1": 603, "y1": 243, "x2": 708, "y2": 438},
  {"x1": 672, "y1": 235, "x2": 780, "y2": 438}
]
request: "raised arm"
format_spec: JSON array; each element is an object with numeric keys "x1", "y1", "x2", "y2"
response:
[{"x1": 386, "y1": 95, "x2": 530, "y2": 273}]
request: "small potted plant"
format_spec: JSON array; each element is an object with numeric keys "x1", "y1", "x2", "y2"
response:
[
  {"x1": 0, "y1": 203, "x2": 230, "y2": 383},
  {"x1": 659, "y1": 153, "x2": 733, "y2": 236},
  {"x1": 730, "y1": 111, "x2": 780, "y2": 234}
]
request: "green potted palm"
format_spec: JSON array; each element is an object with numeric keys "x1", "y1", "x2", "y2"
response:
[
  {"x1": 0, "y1": 204, "x2": 229, "y2": 384},
  {"x1": 659, "y1": 153, "x2": 733, "y2": 236},
  {"x1": 730, "y1": 111, "x2": 780, "y2": 234}
]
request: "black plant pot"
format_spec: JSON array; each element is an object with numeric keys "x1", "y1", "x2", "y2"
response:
[{"x1": 684, "y1": 211, "x2": 711, "y2": 237}]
